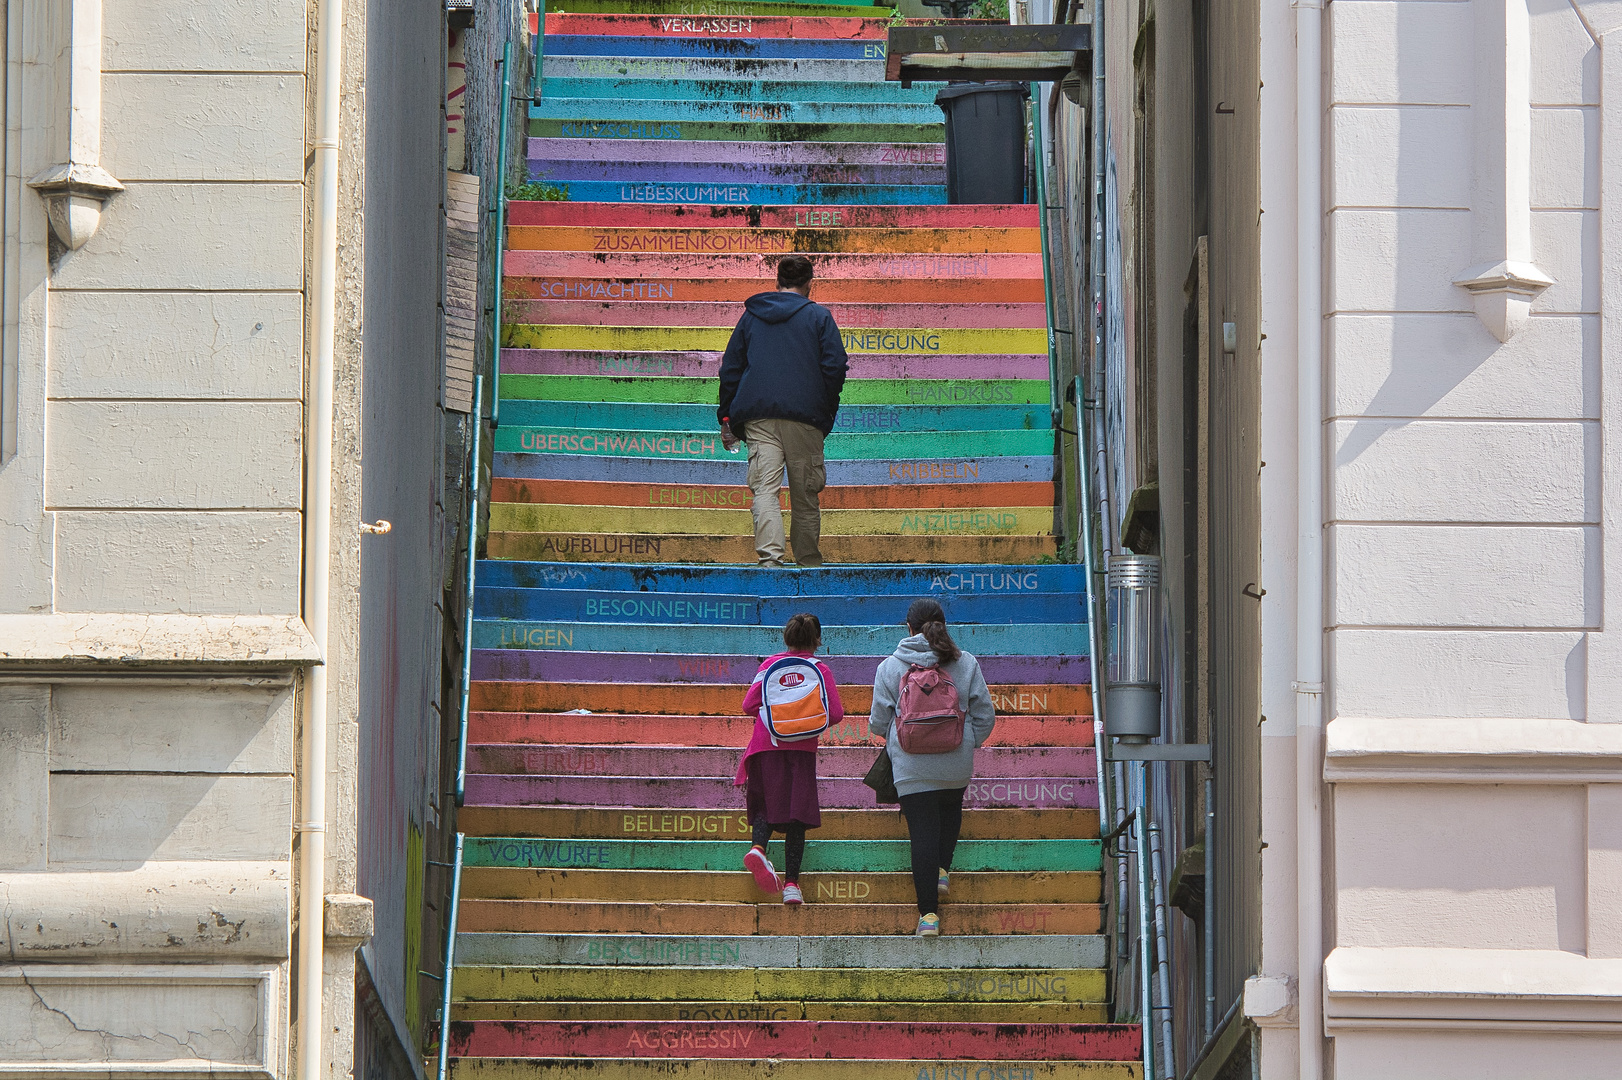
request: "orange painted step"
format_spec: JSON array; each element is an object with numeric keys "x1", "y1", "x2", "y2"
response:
[
  {"x1": 458, "y1": 900, "x2": 1101, "y2": 937},
  {"x1": 466, "y1": 712, "x2": 1098, "y2": 746},
  {"x1": 489, "y1": 478, "x2": 1058, "y2": 512},
  {"x1": 487, "y1": 532, "x2": 1060, "y2": 564},
  {"x1": 502, "y1": 277, "x2": 1046, "y2": 304},
  {"x1": 468, "y1": 682, "x2": 1094, "y2": 716}
]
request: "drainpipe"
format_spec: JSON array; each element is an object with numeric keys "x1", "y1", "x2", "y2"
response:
[
  {"x1": 297, "y1": 0, "x2": 344, "y2": 1075},
  {"x1": 1295, "y1": 0, "x2": 1326, "y2": 1075}
]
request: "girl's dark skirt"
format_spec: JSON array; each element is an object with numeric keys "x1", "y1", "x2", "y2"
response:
[{"x1": 744, "y1": 750, "x2": 822, "y2": 828}]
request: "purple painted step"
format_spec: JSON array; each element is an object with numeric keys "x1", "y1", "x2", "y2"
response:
[
  {"x1": 464, "y1": 774, "x2": 1098, "y2": 809},
  {"x1": 466, "y1": 743, "x2": 1095, "y2": 779},
  {"x1": 471, "y1": 649, "x2": 1090, "y2": 686},
  {"x1": 531, "y1": 158, "x2": 944, "y2": 186}
]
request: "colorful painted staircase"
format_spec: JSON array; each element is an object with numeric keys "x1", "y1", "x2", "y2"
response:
[{"x1": 447, "y1": 5, "x2": 1137, "y2": 1078}]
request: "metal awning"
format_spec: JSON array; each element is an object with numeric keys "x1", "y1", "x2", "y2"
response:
[{"x1": 885, "y1": 23, "x2": 1092, "y2": 84}]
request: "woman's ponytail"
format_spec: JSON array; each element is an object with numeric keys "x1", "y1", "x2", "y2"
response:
[{"x1": 904, "y1": 598, "x2": 960, "y2": 664}]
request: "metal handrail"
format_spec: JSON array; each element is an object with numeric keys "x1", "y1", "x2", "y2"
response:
[
  {"x1": 1134, "y1": 772, "x2": 1156, "y2": 1080},
  {"x1": 1030, "y1": 90, "x2": 1061, "y2": 429},
  {"x1": 489, "y1": 41, "x2": 513, "y2": 430},
  {"x1": 434, "y1": 834, "x2": 465, "y2": 1080},
  {"x1": 454, "y1": 374, "x2": 483, "y2": 807}
]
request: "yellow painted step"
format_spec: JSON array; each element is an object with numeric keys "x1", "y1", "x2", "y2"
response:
[
  {"x1": 488, "y1": 502, "x2": 1055, "y2": 537},
  {"x1": 451, "y1": 1001, "x2": 1110, "y2": 1023},
  {"x1": 505, "y1": 324, "x2": 1048, "y2": 355},
  {"x1": 452, "y1": 1061, "x2": 1140, "y2": 1080},
  {"x1": 452, "y1": 966, "x2": 1106, "y2": 1003},
  {"x1": 459, "y1": 868, "x2": 1102, "y2": 905},
  {"x1": 488, "y1": 532, "x2": 1060, "y2": 565}
]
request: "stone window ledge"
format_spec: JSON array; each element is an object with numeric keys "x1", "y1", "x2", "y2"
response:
[
  {"x1": 0, "y1": 615, "x2": 319, "y2": 669},
  {"x1": 1325, "y1": 717, "x2": 1622, "y2": 784}
]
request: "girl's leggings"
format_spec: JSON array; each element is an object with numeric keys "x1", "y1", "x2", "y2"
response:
[
  {"x1": 898, "y1": 787, "x2": 967, "y2": 915},
  {"x1": 752, "y1": 819, "x2": 808, "y2": 881}
]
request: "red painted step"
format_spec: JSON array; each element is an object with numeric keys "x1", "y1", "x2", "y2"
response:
[
  {"x1": 543, "y1": 13, "x2": 894, "y2": 39},
  {"x1": 450, "y1": 1020, "x2": 1142, "y2": 1060},
  {"x1": 507, "y1": 203, "x2": 1040, "y2": 229}
]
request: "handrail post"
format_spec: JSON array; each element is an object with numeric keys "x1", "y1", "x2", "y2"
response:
[{"x1": 434, "y1": 833, "x2": 465, "y2": 1080}]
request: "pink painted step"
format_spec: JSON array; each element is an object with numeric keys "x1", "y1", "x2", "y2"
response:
[
  {"x1": 463, "y1": 774, "x2": 1098, "y2": 809},
  {"x1": 503, "y1": 251, "x2": 1043, "y2": 280},
  {"x1": 503, "y1": 300, "x2": 1047, "y2": 329},
  {"x1": 499, "y1": 350, "x2": 1050, "y2": 380},
  {"x1": 466, "y1": 744, "x2": 1095, "y2": 779}
]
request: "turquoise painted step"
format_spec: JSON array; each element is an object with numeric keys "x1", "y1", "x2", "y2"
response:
[
  {"x1": 530, "y1": 98, "x2": 941, "y2": 126},
  {"x1": 494, "y1": 427, "x2": 1056, "y2": 461},
  {"x1": 539, "y1": 77, "x2": 943, "y2": 106},
  {"x1": 475, "y1": 587, "x2": 1081, "y2": 625},
  {"x1": 464, "y1": 837, "x2": 1101, "y2": 872},
  {"x1": 498, "y1": 376, "x2": 1052, "y2": 406},
  {"x1": 541, "y1": 56, "x2": 896, "y2": 83},
  {"x1": 530, "y1": 118, "x2": 944, "y2": 144},
  {"x1": 543, "y1": 181, "x2": 946, "y2": 206},
  {"x1": 499, "y1": 401, "x2": 1051, "y2": 434},
  {"x1": 454, "y1": 935, "x2": 1108, "y2": 970},
  {"x1": 472, "y1": 621, "x2": 1085, "y2": 656},
  {"x1": 475, "y1": 562, "x2": 1087, "y2": 595}
]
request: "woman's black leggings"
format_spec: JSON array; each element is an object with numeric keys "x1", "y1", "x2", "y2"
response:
[
  {"x1": 898, "y1": 787, "x2": 966, "y2": 916},
  {"x1": 751, "y1": 819, "x2": 808, "y2": 881}
]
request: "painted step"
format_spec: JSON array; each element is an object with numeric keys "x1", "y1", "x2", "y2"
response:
[
  {"x1": 463, "y1": 774, "x2": 1097, "y2": 809},
  {"x1": 452, "y1": 965, "x2": 1107, "y2": 1003},
  {"x1": 502, "y1": 278, "x2": 1046, "y2": 304},
  {"x1": 490, "y1": 478, "x2": 1058, "y2": 512},
  {"x1": 502, "y1": 251, "x2": 1042, "y2": 279},
  {"x1": 476, "y1": 584, "x2": 1075, "y2": 623},
  {"x1": 499, "y1": 351, "x2": 1048, "y2": 379},
  {"x1": 527, "y1": 139, "x2": 945, "y2": 167},
  {"x1": 458, "y1": 868, "x2": 1101, "y2": 904},
  {"x1": 486, "y1": 533, "x2": 1061, "y2": 565},
  {"x1": 466, "y1": 837, "x2": 1098, "y2": 873},
  {"x1": 450, "y1": 1001, "x2": 1110, "y2": 1024},
  {"x1": 503, "y1": 301, "x2": 1045, "y2": 330},
  {"x1": 542, "y1": 13, "x2": 893, "y2": 38},
  {"x1": 498, "y1": 376, "x2": 1051, "y2": 406},
  {"x1": 530, "y1": 97, "x2": 942, "y2": 127},
  {"x1": 506, "y1": 202, "x2": 1037, "y2": 229},
  {"x1": 456, "y1": 899, "x2": 1102, "y2": 937},
  {"x1": 474, "y1": 561, "x2": 1085, "y2": 596},
  {"x1": 540, "y1": 57, "x2": 897, "y2": 83},
  {"x1": 494, "y1": 427, "x2": 1055, "y2": 461},
  {"x1": 451, "y1": 1019, "x2": 1136, "y2": 1061},
  {"x1": 543, "y1": 2, "x2": 896, "y2": 22},
  {"x1": 487, "y1": 504, "x2": 1054, "y2": 539},
  {"x1": 471, "y1": 618, "x2": 1086, "y2": 657},
  {"x1": 503, "y1": 226, "x2": 1038, "y2": 255},
  {"x1": 536, "y1": 181, "x2": 946, "y2": 206},
  {"x1": 455, "y1": 806, "x2": 1098, "y2": 841},
  {"x1": 541, "y1": 32, "x2": 895, "y2": 59},
  {"x1": 496, "y1": 401, "x2": 1050, "y2": 434},
  {"x1": 529, "y1": 159, "x2": 944, "y2": 189},
  {"x1": 540, "y1": 76, "x2": 940, "y2": 106},
  {"x1": 450, "y1": 1059, "x2": 1139, "y2": 1080},
  {"x1": 466, "y1": 713, "x2": 1097, "y2": 748},
  {"x1": 454, "y1": 934, "x2": 1107, "y2": 970},
  {"x1": 471, "y1": 650, "x2": 1088, "y2": 687},
  {"x1": 492, "y1": 452, "x2": 1055, "y2": 486},
  {"x1": 502, "y1": 325, "x2": 1047, "y2": 355},
  {"x1": 465, "y1": 745, "x2": 1094, "y2": 779},
  {"x1": 530, "y1": 119, "x2": 943, "y2": 145}
]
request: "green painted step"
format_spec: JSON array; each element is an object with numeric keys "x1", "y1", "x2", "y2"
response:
[
  {"x1": 453, "y1": 965, "x2": 1107, "y2": 1003},
  {"x1": 499, "y1": 374, "x2": 1052, "y2": 406},
  {"x1": 455, "y1": 934, "x2": 1108, "y2": 970},
  {"x1": 495, "y1": 426, "x2": 1056, "y2": 460},
  {"x1": 465, "y1": 837, "x2": 1101, "y2": 872}
]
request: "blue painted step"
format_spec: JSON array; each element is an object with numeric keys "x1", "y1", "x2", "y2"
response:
[
  {"x1": 474, "y1": 620, "x2": 1087, "y2": 656},
  {"x1": 475, "y1": 562, "x2": 1087, "y2": 595},
  {"x1": 474, "y1": 587, "x2": 1084, "y2": 626},
  {"x1": 536, "y1": 180, "x2": 947, "y2": 206},
  {"x1": 499, "y1": 401, "x2": 1052, "y2": 434},
  {"x1": 492, "y1": 453, "x2": 1056, "y2": 486}
]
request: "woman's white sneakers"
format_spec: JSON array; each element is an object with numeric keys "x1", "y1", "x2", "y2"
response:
[
  {"x1": 916, "y1": 913, "x2": 941, "y2": 937},
  {"x1": 782, "y1": 883, "x2": 804, "y2": 905},
  {"x1": 743, "y1": 846, "x2": 780, "y2": 893}
]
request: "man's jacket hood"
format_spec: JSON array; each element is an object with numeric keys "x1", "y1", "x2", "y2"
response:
[{"x1": 744, "y1": 291, "x2": 815, "y2": 324}]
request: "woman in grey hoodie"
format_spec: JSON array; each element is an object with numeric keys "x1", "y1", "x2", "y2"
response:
[{"x1": 868, "y1": 598, "x2": 997, "y2": 936}]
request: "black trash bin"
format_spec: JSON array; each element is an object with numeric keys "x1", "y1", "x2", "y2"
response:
[{"x1": 935, "y1": 82, "x2": 1030, "y2": 204}]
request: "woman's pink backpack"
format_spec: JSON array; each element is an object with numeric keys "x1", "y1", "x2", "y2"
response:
[{"x1": 896, "y1": 664, "x2": 964, "y2": 754}]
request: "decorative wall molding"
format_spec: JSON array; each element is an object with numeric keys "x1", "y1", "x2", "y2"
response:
[
  {"x1": 1453, "y1": 0, "x2": 1553, "y2": 341},
  {"x1": 1325, "y1": 716, "x2": 1622, "y2": 783},
  {"x1": 0, "y1": 614, "x2": 320, "y2": 668},
  {"x1": 1326, "y1": 947, "x2": 1622, "y2": 1031},
  {"x1": 25, "y1": 0, "x2": 121, "y2": 250}
]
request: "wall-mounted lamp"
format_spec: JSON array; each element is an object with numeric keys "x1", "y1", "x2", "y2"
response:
[{"x1": 1105, "y1": 554, "x2": 1161, "y2": 745}]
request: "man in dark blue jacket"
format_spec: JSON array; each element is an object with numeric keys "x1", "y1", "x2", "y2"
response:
[{"x1": 717, "y1": 254, "x2": 849, "y2": 567}]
